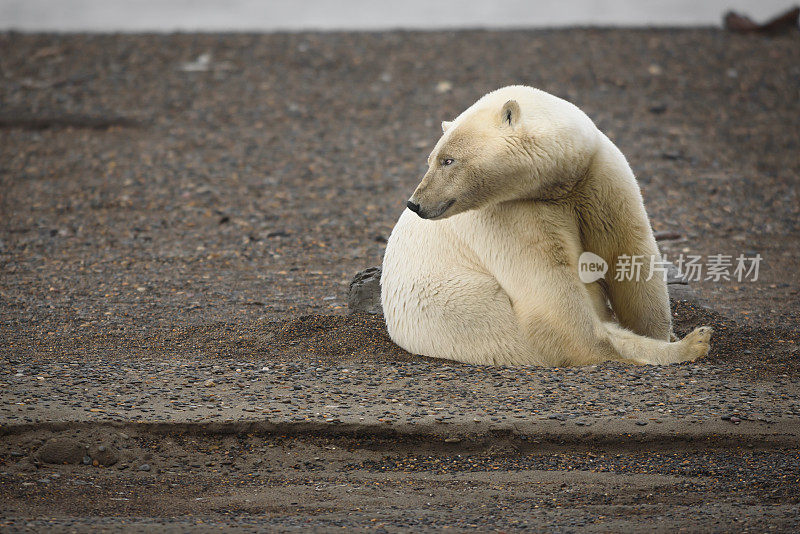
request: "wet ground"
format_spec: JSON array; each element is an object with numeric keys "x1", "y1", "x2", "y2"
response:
[{"x1": 1, "y1": 28, "x2": 799, "y2": 531}]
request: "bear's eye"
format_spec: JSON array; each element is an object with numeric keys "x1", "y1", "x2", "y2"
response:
[{"x1": 442, "y1": 158, "x2": 454, "y2": 166}]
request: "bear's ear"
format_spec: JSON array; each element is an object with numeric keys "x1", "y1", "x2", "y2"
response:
[
  {"x1": 441, "y1": 120, "x2": 453, "y2": 133},
  {"x1": 500, "y1": 100, "x2": 521, "y2": 128}
]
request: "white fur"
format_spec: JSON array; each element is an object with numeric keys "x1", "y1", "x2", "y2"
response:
[{"x1": 381, "y1": 86, "x2": 712, "y2": 366}]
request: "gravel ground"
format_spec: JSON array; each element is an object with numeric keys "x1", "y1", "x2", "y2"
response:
[
  {"x1": 4, "y1": 337, "x2": 800, "y2": 430},
  {"x1": 2, "y1": 427, "x2": 800, "y2": 532},
  {"x1": 1, "y1": 28, "x2": 799, "y2": 531}
]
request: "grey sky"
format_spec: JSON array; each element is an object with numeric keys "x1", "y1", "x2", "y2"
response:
[{"x1": 0, "y1": 0, "x2": 792, "y2": 32}]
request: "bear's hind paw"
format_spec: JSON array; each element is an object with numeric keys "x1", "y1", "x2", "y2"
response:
[{"x1": 680, "y1": 326, "x2": 713, "y2": 362}]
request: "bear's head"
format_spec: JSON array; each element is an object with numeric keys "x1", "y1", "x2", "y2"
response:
[{"x1": 407, "y1": 86, "x2": 599, "y2": 220}]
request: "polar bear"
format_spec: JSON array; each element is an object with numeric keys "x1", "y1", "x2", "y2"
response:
[{"x1": 380, "y1": 85, "x2": 712, "y2": 366}]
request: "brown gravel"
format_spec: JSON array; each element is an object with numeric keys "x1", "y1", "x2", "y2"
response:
[
  {"x1": 2, "y1": 29, "x2": 799, "y2": 368},
  {"x1": 1, "y1": 28, "x2": 799, "y2": 531}
]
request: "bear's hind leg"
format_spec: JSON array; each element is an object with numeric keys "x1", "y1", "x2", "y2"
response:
[{"x1": 603, "y1": 323, "x2": 712, "y2": 365}]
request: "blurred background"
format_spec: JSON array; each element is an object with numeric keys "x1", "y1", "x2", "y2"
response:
[{"x1": 0, "y1": 0, "x2": 794, "y2": 32}]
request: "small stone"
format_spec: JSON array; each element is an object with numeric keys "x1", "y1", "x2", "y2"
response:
[
  {"x1": 635, "y1": 421, "x2": 648, "y2": 426},
  {"x1": 139, "y1": 463, "x2": 151, "y2": 471},
  {"x1": 436, "y1": 80, "x2": 453, "y2": 93},
  {"x1": 204, "y1": 379, "x2": 215, "y2": 387}
]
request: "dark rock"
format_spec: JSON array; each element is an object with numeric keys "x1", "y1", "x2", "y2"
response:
[
  {"x1": 35, "y1": 437, "x2": 85, "y2": 465},
  {"x1": 668, "y1": 284, "x2": 697, "y2": 302},
  {"x1": 348, "y1": 266, "x2": 382, "y2": 315},
  {"x1": 724, "y1": 7, "x2": 799, "y2": 34},
  {"x1": 665, "y1": 261, "x2": 690, "y2": 285}
]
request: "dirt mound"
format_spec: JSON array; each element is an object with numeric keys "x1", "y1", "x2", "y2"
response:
[{"x1": 670, "y1": 299, "x2": 799, "y2": 375}]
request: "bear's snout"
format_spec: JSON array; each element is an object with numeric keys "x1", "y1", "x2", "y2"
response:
[
  {"x1": 406, "y1": 200, "x2": 421, "y2": 214},
  {"x1": 409, "y1": 172, "x2": 457, "y2": 219},
  {"x1": 407, "y1": 198, "x2": 456, "y2": 220}
]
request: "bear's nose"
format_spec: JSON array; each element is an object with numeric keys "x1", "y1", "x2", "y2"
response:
[{"x1": 406, "y1": 200, "x2": 421, "y2": 213}]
